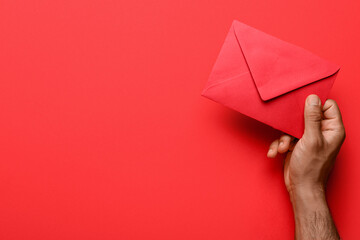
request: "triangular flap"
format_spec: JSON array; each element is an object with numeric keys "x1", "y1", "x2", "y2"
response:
[
  {"x1": 203, "y1": 22, "x2": 251, "y2": 95},
  {"x1": 233, "y1": 20, "x2": 340, "y2": 101}
]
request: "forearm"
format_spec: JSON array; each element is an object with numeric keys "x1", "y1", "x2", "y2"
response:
[{"x1": 289, "y1": 185, "x2": 340, "y2": 240}]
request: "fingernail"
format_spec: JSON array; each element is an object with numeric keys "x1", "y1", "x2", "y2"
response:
[
  {"x1": 307, "y1": 94, "x2": 321, "y2": 106},
  {"x1": 268, "y1": 149, "x2": 273, "y2": 154},
  {"x1": 279, "y1": 141, "x2": 283, "y2": 146}
]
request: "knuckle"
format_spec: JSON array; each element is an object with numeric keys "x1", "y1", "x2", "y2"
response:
[
  {"x1": 324, "y1": 99, "x2": 337, "y2": 109},
  {"x1": 280, "y1": 135, "x2": 290, "y2": 143},
  {"x1": 305, "y1": 108, "x2": 322, "y2": 122},
  {"x1": 326, "y1": 99, "x2": 336, "y2": 105}
]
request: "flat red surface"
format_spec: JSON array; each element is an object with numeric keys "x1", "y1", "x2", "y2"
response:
[{"x1": 0, "y1": 1, "x2": 359, "y2": 239}]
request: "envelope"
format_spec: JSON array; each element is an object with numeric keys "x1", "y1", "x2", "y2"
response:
[{"x1": 202, "y1": 20, "x2": 340, "y2": 139}]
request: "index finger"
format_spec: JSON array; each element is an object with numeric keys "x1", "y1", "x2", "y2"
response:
[{"x1": 323, "y1": 99, "x2": 343, "y2": 123}]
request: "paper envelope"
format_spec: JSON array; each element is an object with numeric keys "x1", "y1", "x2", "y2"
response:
[{"x1": 202, "y1": 20, "x2": 340, "y2": 139}]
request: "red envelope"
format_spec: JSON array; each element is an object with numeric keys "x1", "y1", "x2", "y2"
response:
[{"x1": 202, "y1": 20, "x2": 340, "y2": 139}]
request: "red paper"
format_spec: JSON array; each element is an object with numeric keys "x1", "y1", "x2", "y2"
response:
[{"x1": 202, "y1": 20, "x2": 340, "y2": 138}]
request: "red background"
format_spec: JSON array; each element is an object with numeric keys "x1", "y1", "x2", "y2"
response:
[{"x1": 0, "y1": 0, "x2": 359, "y2": 239}]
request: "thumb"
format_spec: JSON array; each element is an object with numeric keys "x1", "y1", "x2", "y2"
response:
[{"x1": 304, "y1": 94, "x2": 322, "y2": 137}]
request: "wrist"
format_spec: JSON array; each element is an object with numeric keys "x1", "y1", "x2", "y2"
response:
[
  {"x1": 288, "y1": 184, "x2": 339, "y2": 240},
  {"x1": 289, "y1": 183, "x2": 328, "y2": 214},
  {"x1": 288, "y1": 183, "x2": 325, "y2": 200}
]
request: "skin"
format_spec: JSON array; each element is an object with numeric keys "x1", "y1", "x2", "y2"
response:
[{"x1": 267, "y1": 94, "x2": 345, "y2": 240}]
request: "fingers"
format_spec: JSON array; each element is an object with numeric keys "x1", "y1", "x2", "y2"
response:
[
  {"x1": 267, "y1": 135, "x2": 294, "y2": 158},
  {"x1": 278, "y1": 135, "x2": 294, "y2": 153},
  {"x1": 267, "y1": 139, "x2": 279, "y2": 158},
  {"x1": 322, "y1": 99, "x2": 346, "y2": 140},
  {"x1": 323, "y1": 99, "x2": 343, "y2": 123},
  {"x1": 288, "y1": 138, "x2": 298, "y2": 151},
  {"x1": 304, "y1": 94, "x2": 323, "y2": 138}
]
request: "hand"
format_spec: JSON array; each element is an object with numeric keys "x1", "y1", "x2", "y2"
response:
[
  {"x1": 267, "y1": 94, "x2": 345, "y2": 194},
  {"x1": 267, "y1": 94, "x2": 345, "y2": 240}
]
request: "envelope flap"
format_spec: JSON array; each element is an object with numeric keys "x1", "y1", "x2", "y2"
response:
[{"x1": 233, "y1": 21, "x2": 340, "y2": 101}]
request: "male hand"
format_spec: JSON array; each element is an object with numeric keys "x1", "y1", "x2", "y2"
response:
[
  {"x1": 267, "y1": 94, "x2": 345, "y2": 194},
  {"x1": 267, "y1": 94, "x2": 345, "y2": 240}
]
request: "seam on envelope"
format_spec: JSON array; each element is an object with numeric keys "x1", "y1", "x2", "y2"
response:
[
  {"x1": 203, "y1": 72, "x2": 250, "y2": 92},
  {"x1": 232, "y1": 25, "x2": 259, "y2": 89}
]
